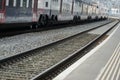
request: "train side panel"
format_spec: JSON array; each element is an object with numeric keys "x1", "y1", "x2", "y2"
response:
[
  {"x1": 73, "y1": 0, "x2": 82, "y2": 17},
  {"x1": 5, "y1": 0, "x2": 33, "y2": 23},
  {"x1": 81, "y1": 2, "x2": 88, "y2": 20},
  {"x1": 50, "y1": 0, "x2": 60, "y2": 15},
  {"x1": 36, "y1": 0, "x2": 74, "y2": 23},
  {"x1": 57, "y1": 0, "x2": 73, "y2": 21},
  {"x1": 37, "y1": 0, "x2": 50, "y2": 16}
]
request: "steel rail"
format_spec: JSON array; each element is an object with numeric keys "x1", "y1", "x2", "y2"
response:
[
  {"x1": 31, "y1": 21, "x2": 119, "y2": 80},
  {"x1": 0, "y1": 20, "x2": 114, "y2": 67},
  {"x1": 31, "y1": 22, "x2": 119, "y2": 80}
]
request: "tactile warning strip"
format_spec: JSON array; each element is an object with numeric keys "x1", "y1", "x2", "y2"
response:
[{"x1": 96, "y1": 42, "x2": 120, "y2": 80}]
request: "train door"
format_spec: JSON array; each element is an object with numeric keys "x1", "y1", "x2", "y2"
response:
[
  {"x1": 0, "y1": 0, "x2": 5, "y2": 23},
  {"x1": 32, "y1": 0, "x2": 38, "y2": 22}
]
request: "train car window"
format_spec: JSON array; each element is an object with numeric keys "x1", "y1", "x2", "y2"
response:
[
  {"x1": 16, "y1": 0, "x2": 20, "y2": 7},
  {"x1": 32, "y1": 0, "x2": 34, "y2": 8},
  {"x1": 27, "y1": 0, "x2": 32, "y2": 8},
  {"x1": 13, "y1": 0, "x2": 16, "y2": 7},
  {"x1": 26, "y1": 0, "x2": 29, "y2": 8},
  {"x1": 9, "y1": 0, "x2": 14, "y2": 7},
  {"x1": 23, "y1": 0, "x2": 27, "y2": 7},
  {"x1": 6, "y1": 0, "x2": 9, "y2": 6},
  {"x1": 29, "y1": 0, "x2": 32, "y2": 8},
  {"x1": 45, "y1": 2, "x2": 48, "y2": 7},
  {"x1": 0, "y1": 0, "x2": 2, "y2": 10}
]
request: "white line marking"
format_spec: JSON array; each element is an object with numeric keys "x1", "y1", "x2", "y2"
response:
[
  {"x1": 111, "y1": 53, "x2": 120, "y2": 80},
  {"x1": 95, "y1": 40, "x2": 120, "y2": 80},
  {"x1": 106, "y1": 43, "x2": 120, "y2": 80}
]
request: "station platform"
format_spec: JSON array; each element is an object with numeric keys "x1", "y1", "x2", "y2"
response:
[{"x1": 53, "y1": 23, "x2": 120, "y2": 80}]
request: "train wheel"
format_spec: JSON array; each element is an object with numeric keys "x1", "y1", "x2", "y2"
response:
[
  {"x1": 88, "y1": 16, "x2": 91, "y2": 20},
  {"x1": 52, "y1": 15, "x2": 57, "y2": 22},
  {"x1": 77, "y1": 16, "x2": 81, "y2": 22},
  {"x1": 95, "y1": 16, "x2": 98, "y2": 21},
  {"x1": 32, "y1": 24, "x2": 38, "y2": 29},
  {"x1": 50, "y1": 15, "x2": 58, "y2": 24},
  {"x1": 50, "y1": 15, "x2": 55, "y2": 24},
  {"x1": 30, "y1": 23, "x2": 38, "y2": 29},
  {"x1": 30, "y1": 25, "x2": 33, "y2": 29},
  {"x1": 38, "y1": 15, "x2": 48, "y2": 26},
  {"x1": 73, "y1": 16, "x2": 77, "y2": 23},
  {"x1": 100, "y1": 16, "x2": 103, "y2": 20},
  {"x1": 55, "y1": 16, "x2": 58, "y2": 22}
]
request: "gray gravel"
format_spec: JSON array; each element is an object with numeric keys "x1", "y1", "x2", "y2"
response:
[
  {"x1": 0, "y1": 33, "x2": 98, "y2": 80},
  {"x1": 0, "y1": 20, "x2": 110, "y2": 60}
]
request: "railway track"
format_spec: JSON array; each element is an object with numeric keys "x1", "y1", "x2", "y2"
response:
[
  {"x1": 0, "y1": 19, "x2": 106, "y2": 38},
  {"x1": 31, "y1": 21, "x2": 119, "y2": 80},
  {"x1": 0, "y1": 20, "x2": 118, "y2": 80}
]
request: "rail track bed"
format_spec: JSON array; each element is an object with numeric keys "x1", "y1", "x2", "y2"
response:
[
  {"x1": 0, "y1": 33, "x2": 98, "y2": 80},
  {"x1": 0, "y1": 20, "x2": 107, "y2": 38},
  {"x1": 0, "y1": 20, "x2": 111, "y2": 60},
  {"x1": 31, "y1": 20, "x2": 119, "y2": 80},
  {"x1": 0, "y1": 20, "x2": 118, "y2": 80}
]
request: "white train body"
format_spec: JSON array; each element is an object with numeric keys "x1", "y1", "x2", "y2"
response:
[{"x1": 0, "y1": 0, "x2": 108, "y2": 28}]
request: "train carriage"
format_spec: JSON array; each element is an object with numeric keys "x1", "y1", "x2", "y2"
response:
[
  {"x1": 0, "y1": 0, "x2": 36, "y2": 29},
  {"x1": 72, "y1": 0, "x2": 99, "y2": 21},
  {"x1": 0, "y1": 0, "x2": 107, "y2": 29}
]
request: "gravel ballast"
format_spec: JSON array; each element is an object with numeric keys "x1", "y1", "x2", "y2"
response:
[
  {"x1": 0, "y1": 20, "x2": 110, "y2": 60},
  {"x1": 0, "y1": 33, "x2": 98, "y2": 80}
]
